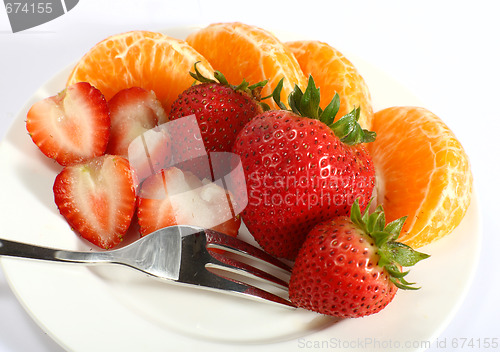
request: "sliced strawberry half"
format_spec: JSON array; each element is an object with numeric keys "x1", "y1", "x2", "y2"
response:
[
  {"x1": 137, "y1": 167, "x2": 241, "y2": 237},
  {"x1": 106, "y1": 87, "x2": 168, "y2": 157},
  {"x1": 53, "y1": 155, "x2": 137, "y2": 249},
  {"x1": 127, "y1": 124, "x2": 173, "y2": 187},
  {"x1": 26, "y1": 82, "x2": 110, "y2": 166}
]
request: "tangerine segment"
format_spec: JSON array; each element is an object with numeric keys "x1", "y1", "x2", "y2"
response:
[
  {"x1": 287, "y1": 40, "x2": 373, "y2": 130},
  {"x1": 67, "y1": 31, "x2": 214, "y2": 113},
  {"x1": 367, "y1": 106, "x2": 472, "y2": 248},
  {"x1": 186, "y1": 22, "x2": 307, "y2": 110}
]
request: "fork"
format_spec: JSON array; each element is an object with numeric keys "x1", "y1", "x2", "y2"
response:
[{"x1": 0, "y1": 225, "x2": 294, "y2": 307}]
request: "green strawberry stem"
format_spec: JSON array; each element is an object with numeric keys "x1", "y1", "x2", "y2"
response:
[
  {"x1": 350, "y1": 198, "x2": 430, "y2": 290},
  {"x1": 268, "y1": 75, "x2": 376, "y2": 145},
  {"x1": 189, "y1": 61, "x2": 269, "y2": 109}
]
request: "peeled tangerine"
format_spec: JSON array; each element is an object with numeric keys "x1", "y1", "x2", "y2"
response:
[
  {"x1": 367, "y1": 106, "x2": 472, "y2": 248},
  {"x1": 67, "y1": 31, "x2": 214, "y2": 114},
  {"x1": 186, "y1": 22, "x2": 307, "y2": 110},
  {"x1": 287, "y1": 40, "x2": 374, "y2": 131}
]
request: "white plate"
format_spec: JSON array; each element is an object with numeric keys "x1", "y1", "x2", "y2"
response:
[{"x1": 0, "y1": 27, "x2": 481, "y2": 352}]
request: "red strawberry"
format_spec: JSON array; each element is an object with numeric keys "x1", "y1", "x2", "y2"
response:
[
  {"x1": 107, "y1": 87, "x2": 168, "y2": 157},
  {"x1": 289, "y1": 199, "x2": 429, "y2": 318},
  {"x1": 232, "y1": 77, "x2": 376, "y2": 259},
  {"x1": 137, "y1": 167, "x2": 240, "y2": 237},
  {"x1": 169, "y1": 62, "x2": 267, "y2": 153},
  {"x1": 26, "y1": 82, "x2": 109, "y2": 166},
  {"x1": 53, "y1": 155, "x2": 137, "y2": 249}
]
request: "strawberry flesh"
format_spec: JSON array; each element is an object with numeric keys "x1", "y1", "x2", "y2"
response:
[
  {"x1": 107, "y1": 87, "x2": 168, "y2": 157},
  {"x1": 137, "y1": 167, "x2": 241, "y2": 237},
  {"x1": 53, "y1": 155, "x2": 137, "y2": 249},
  {"x1": 26, "y1": 82, "x2": 110, "y2": 166}
]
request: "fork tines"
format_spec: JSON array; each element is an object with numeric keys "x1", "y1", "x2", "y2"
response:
[{"x1": 203, "y1": 229, "x2": 295, "y2": 307}]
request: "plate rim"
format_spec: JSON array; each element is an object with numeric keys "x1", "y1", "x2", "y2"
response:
[{"x1": 0, "y1": 24, "x2": 481, "y2": 352}]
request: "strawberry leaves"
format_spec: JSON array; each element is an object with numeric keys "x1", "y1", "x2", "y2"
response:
[
  {"x1": 330, "y1": 107, "x2": 376, "y2": 145},
  {"x1": 189, "y1": 61, "x2": 268, "y2": 104},
  {"x1": 319, "y1": 92, "x2": 341, "y2": 126},
  {"x1": 289, "y1": 76, "x2": 321, "y2": 119},
  {"x1": 350, "y1": 198, "x2": 430, "y2": 290},
  {"x1": 269, "y1": 75, "x2": 376, "y2": 145}
]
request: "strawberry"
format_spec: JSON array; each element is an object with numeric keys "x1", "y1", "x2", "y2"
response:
[
  {"x1": 126, "y1": 123, "x2": 173, "y2": 186},
  {"x1": 289, "y1": 199, "x2": 429, "y2": 318},
  {"x1": 169, "y1": 62, "x2": 267, "y2": 153},
  {"x1": 26, "y1": 82, "x2": 110, "y2": 166},
  {"x1": 106, "y1": 87, "x2": 168, "y2": 157},
  {"x1": 53, "y1": 155, "x2": 137, "y2": 249},
  {"x1": 232, "y1": 76, "x2": 376, "y2": 259},
  {"x1": 137, "y1": 167, "x2": 241, "y2": 237}
]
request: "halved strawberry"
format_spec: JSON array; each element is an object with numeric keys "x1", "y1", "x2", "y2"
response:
[
  {"x1": 137, "y1": 167, "x2": 241, "y2": 237},
  {"x1": 53, "y1": 155, "x2": 137, "y2": 249},
  {"x1": 26, "y1": 82, "x2": 110, "y2": 166},
  {"x1": 107, "y1": 87, "x2": 168, "y2": 157},
  {"x1": 127, "y1": 124, "x2": 173, "y2": 187}
]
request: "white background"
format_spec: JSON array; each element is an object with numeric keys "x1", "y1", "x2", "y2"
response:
[{"x1": 0, "y1": 0, "x2": 499, "y2": 351}]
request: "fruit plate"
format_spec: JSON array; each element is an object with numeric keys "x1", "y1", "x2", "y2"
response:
[{"x1": 0, "y1": 26, "x2": 481, "y2": 352}]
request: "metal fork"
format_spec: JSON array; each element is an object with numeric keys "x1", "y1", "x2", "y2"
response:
[{"x1": 0, "y1": 225, "x2": 294, "y2": 307}]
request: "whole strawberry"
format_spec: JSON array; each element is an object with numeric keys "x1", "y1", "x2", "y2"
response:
[
  {"x1": 169, "y1": 62, "x2": 268, "y2": 153},
  {"x1": 232, "y1": 76, "x2": 376, "y2": 260},
  {"x1": 289, "y1": 199, "x2": 429, "y2": 318}
]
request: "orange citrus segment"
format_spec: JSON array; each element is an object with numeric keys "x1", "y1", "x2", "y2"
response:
[
  {"x1": 186, "y1": 22, "x2": 307, "y2": 110},
  {"x1": 67, "y1": 31, "x2": 214, "y2": 113},
  {"x1": 367, "y1": 106, "x2": 472, "y2": 248},
  {"x1": 287, "y1": 40, "x2": 373, "y2": 130}
]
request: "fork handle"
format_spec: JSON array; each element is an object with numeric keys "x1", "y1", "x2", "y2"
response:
[{"x1": 0, "y1": 238, "x2": 111, "y2": 264}]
